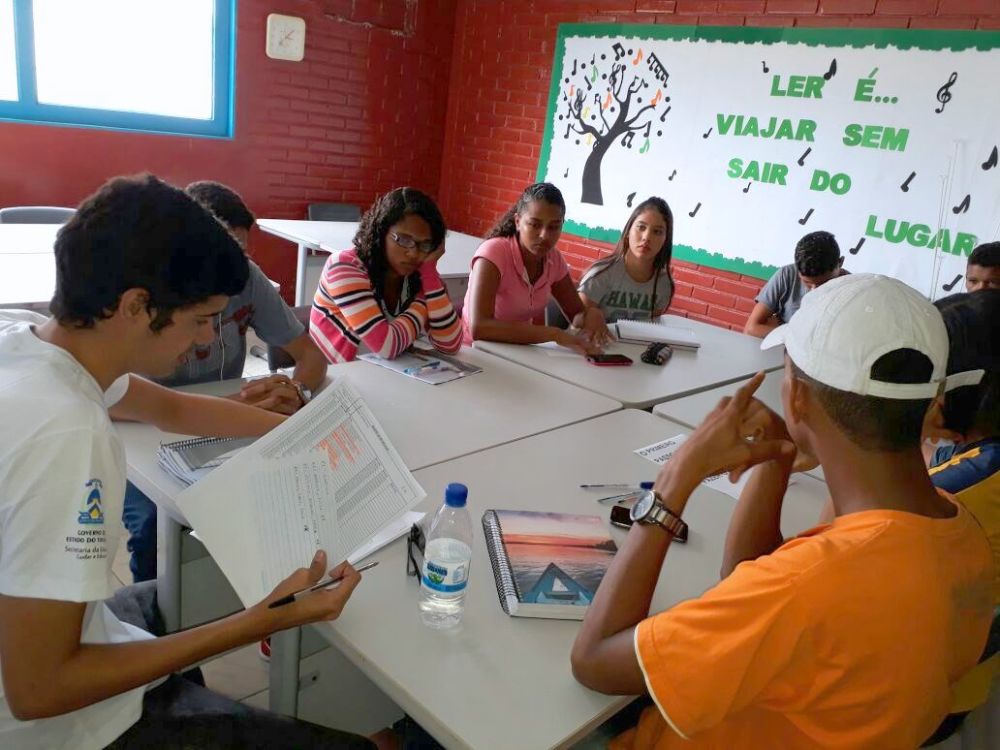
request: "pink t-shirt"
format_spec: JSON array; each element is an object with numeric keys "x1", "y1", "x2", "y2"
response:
[{"x1": 462, "y1": 235, "x2": 571, "y2": 342}]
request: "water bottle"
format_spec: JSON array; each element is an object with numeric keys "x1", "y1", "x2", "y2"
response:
[{"x1": 419, "y1": 483, "x2": 473, "y2": 629}]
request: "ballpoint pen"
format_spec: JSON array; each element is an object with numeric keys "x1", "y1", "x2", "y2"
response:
[
  {"x1": 580, "y1": 481, "x2": 654, "y2": 491},
  {"x1": 268, "y1": 560, "x2": 380, "y2": 608}
]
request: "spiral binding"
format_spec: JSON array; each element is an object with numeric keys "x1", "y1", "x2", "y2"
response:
[
  {"x1": 481, "y1": 509, "x2": 520, "y2": 616},
  {"x1": 159, "y1": 436, "x2": 244, "y2": 473}
]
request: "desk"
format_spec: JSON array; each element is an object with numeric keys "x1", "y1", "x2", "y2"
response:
[
  {"x1": 475, "y1": 315, "x2": 783, "y2": 410},
  {"x1": 0, "y1": 224, "x2": 59, "y2": 307},
  {"x1": 0, "y1": 223, "x2": 61, "y2": 254},
  {"x1": 321, "y1": 409, "x2": 829, "y2": 749},
  {"x1": 257, "y1": 218, "x2": 481, "y2": 305}
]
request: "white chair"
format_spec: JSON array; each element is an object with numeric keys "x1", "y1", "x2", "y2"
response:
[{"x1": 0, "y1": 206, "x2": 75, "y2": 224}]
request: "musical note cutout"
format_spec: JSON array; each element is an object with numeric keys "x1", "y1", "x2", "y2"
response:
[
  {"x1": 797, "y1": 147, "x2": 812, "y2": 167},
  {"x1": 761, "y1": 60, "x2": 769, "y2": 73},
  {"x1": 591, "y1": 54, "x2": 596, "y2": 65},
  {"x1": 563, "y1": 168, "x2": 569, "y2": 178},
  {"x1": 564, "y1": 123, "x2": 571, "y2": 138},
  {"x1": 935, "y1": 71, "x2": 957, "y2": 114},
  {"x1": 642, "y1": 121, "x2": 651, "y2": 138},
  {"x1": 702, "y1": 126, "x2": 713, "y2": 139},
  {"x1": 743, "y1": 182, "x2": 752, "y2": 194},
  {"x1": 646, "y1": 53, "x2": 669, "y2": 85},
  {"x1": 668, "y1": 169, "x2": 677, "y2": 181},
  {"x1": 590, "y1": 67, "x2": 597, "y2": 83},
  {"x1": 942, "y1": 274, "x2": 963, "y2": 292},
  {"x1": 798, "y1": 208, "x2": 814, "y2": 226},
  {"x1": 952, "y1": 194, "x2": 971, "y2": 214},
  {"x1": 626, "y1": 191, "x2": 637, "y2": 208},
  {"x1": 569, "y1": 84, "x2": 575, "y2": 97},
  {"x1": 823, "y1": 58, "x2": 837, "y2": 81},
  {"x1": 982, "y1": 146, "x2": 998, "y2": 171},
  {"x1": 583, "y1": 107, "x2": 590, "y2": 119},
  {"x1": 612, "y1": 42, "x2": 625, "y2": 61},
  {"x1": 572, "y1": 59, "x2": 578, "y2": 75},
  {"x1": 901, "y1": 171, "x2": 916, "y2": 192},
  {"x1": 651, "y1": 88, "x2": 662, "y2": 107},
  {"x1": 849, "y1": 237, "x2": 865, "y2": 256},
  {"x1": 688, "y1": 202, "x2": 702, "y2": 218},
  {"x1": 603, "y1": 91, "x2": 612, "y2": 110},
  {"x1": 639, "y1": 139, "x2": 650, "y2": 154},
  {"x1": 621, "y1": 132, "x2": 635, "y2": 148},
  {"x1": 632, "y1": 48, "x2": 643, "y2": 65},
  {"x1": 585, "y1": 76, "x2": 593, "y2": 91},
  {"x1": 659, "y1": 105, "x2": 671, "y2": 122}
]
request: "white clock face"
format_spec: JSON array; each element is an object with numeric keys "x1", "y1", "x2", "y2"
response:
[
  {"x1": 630, "y1": 490, "x2": 655, "y2": 522},
  {"x1": 265, "y1": 13, "x2": 306, "y2": 62}
]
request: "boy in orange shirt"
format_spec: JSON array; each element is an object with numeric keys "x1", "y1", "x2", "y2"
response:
[{"x1": 571, "y1": 274, "x2": 994, "y2": 749}]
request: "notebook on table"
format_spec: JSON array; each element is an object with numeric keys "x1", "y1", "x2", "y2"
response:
[
  {"x1": 482, "y1": 509, "x2": 618, "y2": 620},
  {"x1": 614, "y1": 319, "x2": 700, "y2": 350},
  {"x1": 157, "y1": 436, "x2": 255, "y2": 486}
]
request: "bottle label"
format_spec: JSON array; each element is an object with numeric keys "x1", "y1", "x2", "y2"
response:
[{"x1": 421, "y1": 558, "x2": 469, "y2": 594}]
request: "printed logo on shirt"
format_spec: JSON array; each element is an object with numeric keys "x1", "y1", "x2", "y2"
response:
[{"x1": 78, "y1": 478, "x2": 105, "y2": 525}]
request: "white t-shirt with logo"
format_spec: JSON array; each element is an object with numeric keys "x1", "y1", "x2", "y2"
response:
[{"x1": 0, "y1": 311, "x2": 152, "y2": 750}]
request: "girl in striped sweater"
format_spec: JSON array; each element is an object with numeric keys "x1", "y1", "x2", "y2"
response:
[{"x1": 310, "y1": 187, "x2": 462, "y2": 363}]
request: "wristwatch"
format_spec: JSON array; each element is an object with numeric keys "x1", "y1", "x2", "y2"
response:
[
  {"x1": 630, "y1": 489, "x2": 686, "y2": 537},
  {"x1": 291, "y1": 381, "x2": 312, "y2": 406}
]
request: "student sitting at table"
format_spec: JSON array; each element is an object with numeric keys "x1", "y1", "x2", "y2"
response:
[
  {"x1": 743, "y1": 230, "x2": 847, "y2": 338},
  {"x1": 578, "y1": 197, "x2": 675, "y2": 323},
  {"x1": 920, "y1": 289, "x2": 1000, "y2": 744},
  {"x1": 0, "y1": 174, "x2": 376, "y2": 750},
  {"x1": 120, "y1": 180, "x2": 327, "y2": 584},
  {"x1": 463, "y1": 182, "x2": 607, "y2": 353},
  {"x1": 965, "y1": 241, "x2": 1000, "y2": 292},
  {"x1": 311, "y1": 186, "x2": 462, "y2": 363},
  {"x1": 571, "y1": 274, "x2": 993, "y2": 749}
]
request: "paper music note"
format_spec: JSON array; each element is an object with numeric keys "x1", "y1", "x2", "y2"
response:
[
  {"x1": 668, "y1": 169, "x2": 677, "y2": 181},
  {"x1": 586, "y1": 76, "x2": 593, "y2": 90},
  {"x1": 823, "y1": 58, "x2": 837, "y2": 81},
  {"x1": 639, "y1": 139, "x2": 650, "y2": 154},
  {"x1": 572, "y1": 59, "x2": 578, "y2": 75},
  {"x1": 952, "y1": 194, "x2": 970, "y2": 214},
  {"x1": 660, "y1": 106, "x2": 671, "y2": 122},
  {"x1": 591, "y1": 54, "x2": 596, "y2": 65},
  {"x1": 642, "y1": 121, "x2": 651, "y2": 138},
  {"x1": 982, "y1": 146, "x2": 998, "y2": 170},
  {"x1": 563, "y1": 168, "x2": 569, "y2": 178},
  {"x1": 632, "y1": 48, "x2": 643, "y2": 65},
  {"x1": 942, "y1": 274, "x2": 963, "y2": 292},
  {"x1": 742, "y1": 182, "x2": 751, "y2": 194},
  {"x1": 798, "y1": 208, "x2": 814, "y2": 226},
  {"x1": 626, "y1": 191, "x2": 637, "y2": 207},
  {"x1": 591, "y1": 66, "x2": 598, "y2": 82},
  {"x1": 901, "y1": 171, "x2": 916, "y2": 192},
  {"x1": 702, "y1": 127, "x2": 713, "y2": 139},
  {"x1": 688, "y1": 202, "x2": 701, "y2": 218},
  {"x1": 569, "y1": 85, "x2": 574, "y2": 97},
  {"x1": 797, "y1": 147, "x2": 812, "y2": 167},
  {"x1": 612, "y1": 42, "x2": 625, "y2": 61},
  {"x1": 935, "y1": 71, "x2": 957, "y2": 114},
  {"x1": 564, "y1": 123, "x2": 571, "y2": 138},
  {"x1": 603, "y1": 92, "x2": 612, "y2": 109},
  {"x1": 849, "y1": 237, "x2": 865, "y2": 256},
  {"x1": 761, "y1": 60, "x2": 769, "y2": 73},
  {"x1": 651, "y1": 88, "x2": 662, "y2": 106},
  {"x1": 621, "y1": 132, "x2": 635, "y2": 148}
]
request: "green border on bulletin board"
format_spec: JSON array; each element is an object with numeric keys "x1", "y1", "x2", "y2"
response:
[{"x1": 539, "y1": 25, "x2": 1000, "y2": 280}]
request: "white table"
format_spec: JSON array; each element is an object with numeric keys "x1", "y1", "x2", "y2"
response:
[
  {"x1": 652, "y1": 371, "x2": 825, "y2": 481},
  {"x1": 257, "y1": 218, "x2": 482, "y2": 306},
  {"x1": 475, "y1": 315, "x2": 783, "y2": 410},
  {"x1": 0, "y1": 223, "x2": 61, "y2": 254},
  {"x1": 0, "y1": 224, "x2": 60, "y2": 307},
  {"x1": 321, "y1": 409, "x2": 829, "y2": 749}
]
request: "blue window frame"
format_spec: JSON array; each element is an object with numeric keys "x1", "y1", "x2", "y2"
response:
[{"x1": 0, "y1": 0, "x2": 234, "y2": 138}]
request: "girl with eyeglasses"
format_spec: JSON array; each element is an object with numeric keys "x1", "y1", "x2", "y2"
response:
[
  {"x1": 463, "y1": 182, "x2": 607, "y2": 353},
  {"x1": 311, "y1": 187, "x2": 462, "y2": 362}
]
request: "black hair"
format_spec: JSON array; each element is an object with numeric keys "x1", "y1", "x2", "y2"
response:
[
  {"x1": 794, "y1": 231, "x2": 841, "y2": 278},
  {"x1": 486, "y1": 182, "x2": 565, "y2": 239},
  {"x1": 791, "y1": 348, "x2": 934, "y2": 452},
  {"x1": 585, "y1": 197, "x2": 675, "y2": 319},
  {"x1": 353, "y1": 187, "x2": 446, "y2": 308},
  {"x1": 50, "y1": 174, "x2": 249, "y2": 332},
  {"x1": 968, "y1": 241, "x2": 1000, "y2": 269},
  {"x1": 935, "y1": 290, "x2": 1000, "y2": 436},
  {"x1": 184, "y1": 180, "x2": 255, "y2": 230}
]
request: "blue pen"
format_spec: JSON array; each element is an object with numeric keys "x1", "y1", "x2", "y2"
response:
[
  {"x1": 404, "y1": 361, "x2": 442, "y2": 376},
  {"x1": 594, "y1": 482, "x2": 654, "y2": 503}
]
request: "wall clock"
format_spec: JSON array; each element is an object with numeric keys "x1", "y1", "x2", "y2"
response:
[{"x1": 265, "y1": 13, "x2": 306, "y2": 62}]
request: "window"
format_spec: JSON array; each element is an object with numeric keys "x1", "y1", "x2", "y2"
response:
[{"x1": 0, "y1": 0, "x2": 233, "y2": 137}]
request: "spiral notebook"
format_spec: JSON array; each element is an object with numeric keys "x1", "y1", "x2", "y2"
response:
[
  {"x1": 614, "y1": 319, "x2": 700, "y2": 350},
  {"x1": 482, "y1": 509, "x2": 618, "y2": 620},
  {"x1": 157, "y1": 436, "x2": 256, "y2": 486}
]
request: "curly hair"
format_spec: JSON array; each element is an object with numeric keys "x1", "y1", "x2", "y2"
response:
[
  {"x1": 352, "y1": 187, "x2": 447, "y2": 308},
  {"x1": 486, "y1": 182, "x2": 565, "y2": 239},
  {"x1": 969, "y1": 241, "x2": 1000, "y2": 269},
  {"x1": 50, "y1": 174, "x2": 248, "y2": 331},
  {"x1": 185, "y1": 181, "x2": 255, "y2": 230},
  {"x1": 794, "y1": 231, "x2": 841, "y2": 278},
  {"x1": 584, "y1": 197, "x2": 675, "y2": 319}
]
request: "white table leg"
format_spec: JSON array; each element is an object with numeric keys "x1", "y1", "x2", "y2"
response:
[
  {"x1": 269, "y1": 626, "x2": 302, "y2": 716},
  {"x1": 295, "y1": 243, "x2": 308, "y2": 306},
  {"x1": 155, "y1": 513, "x2": 183, "y2": 633}
]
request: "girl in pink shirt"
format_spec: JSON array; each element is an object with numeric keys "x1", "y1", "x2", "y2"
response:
[{"x1": 463, "y1": 182, "x2": 607, "y2": 353}]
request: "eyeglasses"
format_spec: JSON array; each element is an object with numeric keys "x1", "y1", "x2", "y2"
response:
[
  {"x1": 390, "y1": 232, "x2": 436, "y2": 255},
  {"x1": 406, "y1": 523, "x2": 426, "y2": 580}
]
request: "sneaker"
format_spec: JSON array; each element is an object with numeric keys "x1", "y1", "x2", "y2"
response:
[{"x1": 258, "y1": 637, "x2": 271, "y2": 661}]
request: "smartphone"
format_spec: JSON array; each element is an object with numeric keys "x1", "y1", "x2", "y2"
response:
[
  {"x1": 586, "y1": 353, "x2": 634, "y2": 367},
  {"x1": 610, "y1": 504, "x2": 688, "y2": 542}
]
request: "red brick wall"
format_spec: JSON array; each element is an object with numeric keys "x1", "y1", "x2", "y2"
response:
[
  {"x1": 437, "y1": 0, "x2": 996, "y2": 330},
  {"x1": 0, "y1": 0, "x2": 457, "y2": 295}
]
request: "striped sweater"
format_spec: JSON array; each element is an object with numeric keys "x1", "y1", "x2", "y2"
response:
[{"x1": 310, "y1": 248, "x2": 463, "y2": 363}]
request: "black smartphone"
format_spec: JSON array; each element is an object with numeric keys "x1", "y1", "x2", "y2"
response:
[
  {"x1": 610, "y1": 504, "x2": 688, "y2": 542},
  {"x1": 586, "y1": 353, "x2": 634, "y2": 367}
]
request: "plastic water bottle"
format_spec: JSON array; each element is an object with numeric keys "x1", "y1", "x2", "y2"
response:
[{"x1": 419, "y1": 483, "x2": 473, "y2": 629}]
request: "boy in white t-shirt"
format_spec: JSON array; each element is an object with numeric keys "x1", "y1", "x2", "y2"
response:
[{"x1": 0, "y1": 175, "x2": 373, "y2": 750}]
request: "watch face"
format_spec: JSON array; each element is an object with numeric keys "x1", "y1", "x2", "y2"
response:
[{"x1": 630, "y1": 490, "x2": 655, "y2": 522}]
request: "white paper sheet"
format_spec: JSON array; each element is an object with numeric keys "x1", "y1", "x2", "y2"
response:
[
  {"x1": 634, "y1": 434, "x2": 757, "y2": 500},
  {"x1": 176, "y1": 378, "x2": 425, "y2": 605}
]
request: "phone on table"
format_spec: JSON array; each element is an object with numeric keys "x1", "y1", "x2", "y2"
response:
[
  {"x1": 610, "y1": 504, "x2": 688, "y2": 543},
  {"x1": 586, "y1": 353, "x2": 633, "y2": 367}
]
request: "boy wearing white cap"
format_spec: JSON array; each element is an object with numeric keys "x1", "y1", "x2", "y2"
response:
[{"x1": 571, "y1": 274, "x2": 993, "y2": 749}]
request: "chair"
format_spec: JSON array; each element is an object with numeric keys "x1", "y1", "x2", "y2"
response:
[
  {"x1": 307, "y1": 203, "x2": 361, "y2": 222},
  {"x1": 263, "y1": 306, "x2": 312, "y2": 372},
  {"x1": 545, "y1": 298, "x2": 569, "y2": 329},
  {"x1": 0, "y1": 206, "x2": 75, "y2": 224}
]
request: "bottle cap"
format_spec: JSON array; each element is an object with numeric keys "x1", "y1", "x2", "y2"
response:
[
  {"x1": 444, "y1": 483, "x2": 468, "y2": 507},
  {"x1": 640, "y1": 481, "x2": 654, "y2": 490}
]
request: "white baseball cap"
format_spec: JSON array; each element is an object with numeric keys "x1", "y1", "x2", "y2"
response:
[{"x1": 761, "y1": 273, "x2": 981, "y2": 399}]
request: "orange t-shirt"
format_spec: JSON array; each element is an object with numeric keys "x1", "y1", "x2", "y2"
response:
[{"x1": 617, "y1": 502, "x2": 993, "y2": 750}]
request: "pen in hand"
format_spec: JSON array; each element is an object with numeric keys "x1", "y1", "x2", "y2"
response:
[{"x1": 268, "y1": 560, "x2": 379, "y2": 609}]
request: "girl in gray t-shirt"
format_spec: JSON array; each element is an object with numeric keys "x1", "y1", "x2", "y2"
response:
[{"x1": 578, "y1": 197, "x2": 675, "y2": 323}]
